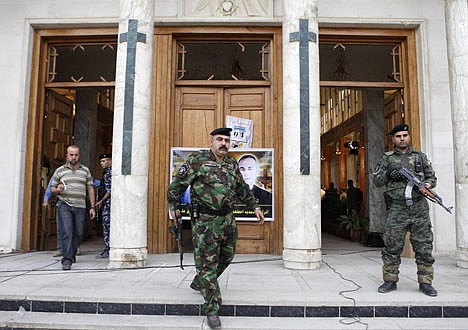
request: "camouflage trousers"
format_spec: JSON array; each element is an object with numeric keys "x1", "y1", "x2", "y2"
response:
[
  {"x1": 382, "y1": 197, "x2": 435, "y2": 284},
  {"x1": 102, "y1": 203, "x2": 110, "y2": 252},
  {"x1": 191, "y1": 212, "x2": 237, "y2": 315}
]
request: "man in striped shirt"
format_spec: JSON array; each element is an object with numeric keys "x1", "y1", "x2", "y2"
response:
[{"x1": 51, "y1": 145, "x2": 96, "y2": 270}]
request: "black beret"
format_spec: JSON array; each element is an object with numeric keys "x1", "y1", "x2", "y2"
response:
[
  {"x1": 210, "y1": 127, "x2": 232, "y2": 137},
  {"x1": 389, "y1": 123, "x2": 409, "y2": 135},
  {"x1": 99, "y1": 153, "x2": 112, "y2": 160}
]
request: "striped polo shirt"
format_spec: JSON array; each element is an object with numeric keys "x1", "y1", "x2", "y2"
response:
[{"x1": 51, "y1": 162, "x2": 93, "y2": 208}]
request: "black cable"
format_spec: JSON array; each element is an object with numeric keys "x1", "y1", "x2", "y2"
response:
[
  {"x1": 0, "y1": 251, "x2": 36, "y2": 259},
  {"x1": 322, "y1": 257, "x2": 369, "y2": 330},
  {"x1": 0, "y1": 260, "x2": 59, "y2": 284},
  {"x1": 0, "y1": 256, "x2": 283, "y2": 277},
  {"x1": 322, "y1": 248, "x2": 381, "y2": 256}
]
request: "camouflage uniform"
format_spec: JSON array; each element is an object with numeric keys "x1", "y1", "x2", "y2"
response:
[
  {"x1": 167, "y1": 150, "x2": 258, "y2": 316},
  {"x1": 373, "y1": 147, "x2": 437, "y2": 284},
  {"x1": 101, "y1": 166, "x2": 112, "y2": 253}
]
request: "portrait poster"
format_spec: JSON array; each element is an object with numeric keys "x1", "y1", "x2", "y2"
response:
[{"x1": 169, "y1": 147, "x2": 274, "y2": 221}]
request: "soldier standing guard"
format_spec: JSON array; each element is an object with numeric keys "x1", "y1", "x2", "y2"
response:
[
  {"x1": 95, "y1": 153, "x2": 112, "y2": 258},
  {"x1": 167, "y1": 127, "x2": 265, "y2": 329},
  {"x1": 373, "y1": 124, "x2": 438, "y2": 296}
]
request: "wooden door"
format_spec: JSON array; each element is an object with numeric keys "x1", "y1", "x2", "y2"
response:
[
  {"x1": 174, "y1": 86, "x2": 272, "y2": 253},
  {"x1": 383, "y1": 90, "x2": 403, "y2": 151},
  {"x1": 39, "y1": 90, "x2": 74, "y2": 250}
]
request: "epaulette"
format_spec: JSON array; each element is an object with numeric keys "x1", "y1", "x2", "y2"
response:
[{"x1": 384, "y1": 150, "x2": 394, "y2": 156}]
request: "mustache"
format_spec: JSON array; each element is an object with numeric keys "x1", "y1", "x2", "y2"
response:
[{"x1": 219, "y1": 146, "x2": 228, "y2": 151}]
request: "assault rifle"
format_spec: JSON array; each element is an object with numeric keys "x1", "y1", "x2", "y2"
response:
[
  {"x1": 169, "y1": 213, "x2": 184, "y2": 270},
  {"x1": 399, "y1": 167, "x2": 453, "y2": 214}
]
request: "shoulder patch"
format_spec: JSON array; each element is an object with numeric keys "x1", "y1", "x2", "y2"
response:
[
  {"x1": 385, "y1": 151, "x2": 394, "y2": 156},
  {"x1": 178, "y1": 162, "x2": 189, "y2": 176}
]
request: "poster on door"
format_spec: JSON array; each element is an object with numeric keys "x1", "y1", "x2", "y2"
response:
[
  {"x1": 226, "y1": 115, "x2": 253, "y2": 148},
  {"x1": 169, "y1": 147, "x2": 274, "y2": 221}
]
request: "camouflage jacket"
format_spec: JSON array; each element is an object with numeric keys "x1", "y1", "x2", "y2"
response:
[
  {"x1": 373, "y1": 147, "x2": 437, "y2": 201},
  {"x1": 167, "y1": 150, "x2": 258, "y2": 212}
]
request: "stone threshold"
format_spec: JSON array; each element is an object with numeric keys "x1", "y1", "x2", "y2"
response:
[{"x1": 1, "y1": 300, "x2": 468, "y2": 318}]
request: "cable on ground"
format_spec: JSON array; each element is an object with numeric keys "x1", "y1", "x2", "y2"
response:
[{"x1": 322, "y1": 256, "x2": 369, "y2": 330}]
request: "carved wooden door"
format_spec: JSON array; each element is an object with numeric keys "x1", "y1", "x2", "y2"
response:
[
  {"x1": 174, "y1": 86, "x2": 272, "y2": 253},
  {"x1": 39, "y1": 90, "x2": 74, "y2": 250},
  {"x1": 383, "y1": 89, "x2": 404, "y2": 151}
]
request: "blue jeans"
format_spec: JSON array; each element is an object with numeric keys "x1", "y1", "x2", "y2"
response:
[{"x1": 56, "y1": 202, "x2": 86, "y2": 265}]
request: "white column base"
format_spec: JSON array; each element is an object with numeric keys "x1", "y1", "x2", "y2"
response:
[
  {"x1": 283, "y1": 248, "x2": 321, "y2": 270},
  {"x1": 457, "y1": 247, "x2": 468, "y2": 268},
  {"x1": 108, "y1": 247, "x2": 147, "y2": 268}
]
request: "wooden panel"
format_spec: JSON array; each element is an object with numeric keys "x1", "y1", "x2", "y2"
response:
[
  {"x1": 23, "y1": 30, "x2": 46, "y2": 251},
  {"x1": 237, "y1": 223, "x2": 265, "y2": 253},
  {"x1": 39, "y1": 90, "x2": 74, "y2": 250},
  {"x1": 270, "y1": 30, "x2": 283, "y2": 255},
  {"x1": 148, "y1": 34, "x2": 174, "y2": 253},
  {"x1": 225, "y1": 88, "x2": 269, "y2": 149},
  {"x1": 224, "y1": 87, "x2": 272, "y2": 253},
  {"x1": 384, "y1": 90, "x2": 403, "y2": 151},
  {"x1": 45, "y1": 91, "x2": 73, "y2": 167},
  {"x1": 404, "y1": 30, "x2": 420, "y2": 149},
  {"x1": 175, "y1": 88, "x2": 222, "y2": 147},
  {"x1": 238, "y1": 222, "x2": 264, "y2": 239}
]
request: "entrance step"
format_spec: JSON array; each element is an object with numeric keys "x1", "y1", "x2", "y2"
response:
[{"x1": 2, "y1": 311, "x2": 468, "y2": 330}]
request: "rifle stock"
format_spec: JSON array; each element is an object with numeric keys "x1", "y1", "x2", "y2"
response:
[{"x1": 399, "y1": 167, "x2": 453, "y2": 214}]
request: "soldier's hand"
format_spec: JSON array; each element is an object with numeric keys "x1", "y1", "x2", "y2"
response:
[
  {"x1": 419, "y1": 183, "x2": 432, "y2": 196},
  {"x1": 387, "y1": 168, "x2": 405, "y2": 181},
  {"x1": 255, "y1": 208, "x2": 265, "y2": 224},
  {"x1": 169, "y1": 209, "x2": 181, "y2": 222}
]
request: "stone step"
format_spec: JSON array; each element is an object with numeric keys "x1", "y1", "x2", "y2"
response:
[{"x1": 1, "y1": 311, "x2": 468, "y2": 330}]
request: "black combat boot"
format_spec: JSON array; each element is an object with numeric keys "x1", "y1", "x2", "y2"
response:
[
  {"x1": 378, "y1": 281, "x2": 397, "y2": 293},
  {"x1": 206, "y1": 314, "x2": 221, "y2": 329},
  {"x1": 190, "y1": 281, "x2": 202, "y2": 292},
  {"x1": 419, "y1": 283, "x2": 438, "y2": 297}
]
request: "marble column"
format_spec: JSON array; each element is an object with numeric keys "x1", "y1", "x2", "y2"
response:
[
  {"x1": 364, "y1": 90, "x2": 386, "y2": 234},
  {"x1": 109, "y1": 0, "x2": 154, "y2": 268},
  {"x1": 445, "y1": 0, "x2": 468, "y2": 268},
  {"x1": 282, "y1": 0, "x2": 321, "y2": 270}
]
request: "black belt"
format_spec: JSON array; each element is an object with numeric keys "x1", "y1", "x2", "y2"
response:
[{"x1": 198, "y1": 205, "x2": 230, "y2": 216}]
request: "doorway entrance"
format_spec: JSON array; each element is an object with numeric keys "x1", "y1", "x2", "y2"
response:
[
  {"x1": 318, "y1": 28, "x2": 420, "y2": 245},
  {"x1": 174, "y1": 86, "x2": 271, "y2": 253},
  {"x1": 147, "y1": 27, "x2": 283, "y2": 254},
  {"x1": 23, "y1": 30, "x2": 117, "y2": 251},
  {"x1": 40, "y1": 87, "x2": 114, "y2": 251}
]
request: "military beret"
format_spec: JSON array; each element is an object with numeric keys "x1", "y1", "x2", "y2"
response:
[
  {"x1": 389, "y1": 123, "x2": 409, "y2": 135},
  {"x1": 210, "y1": 127, "x2": 232, "y2": 137},
  {"x1": 99, "y1": 153, "x2": 112, "y2": 160}
]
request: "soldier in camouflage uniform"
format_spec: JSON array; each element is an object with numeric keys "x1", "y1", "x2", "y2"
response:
[
  {"x1": 95, "y1": 153, "x2": 112, "y2": 259},
  {"x1": 373, "y1": 123, "x2": 438, "y2": 297},
  {"x1": 167, "y1": 127, "x2": 265, "y2": 329}
]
